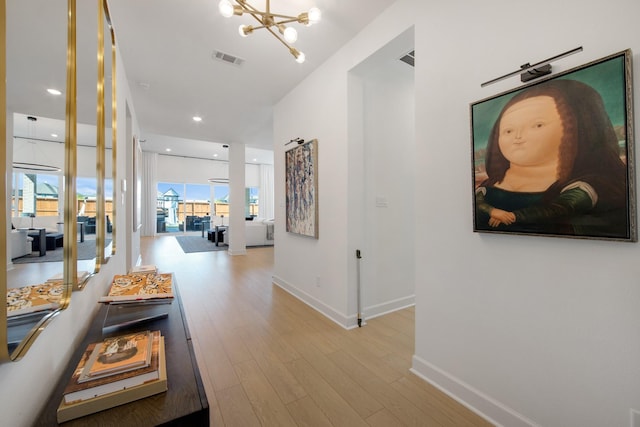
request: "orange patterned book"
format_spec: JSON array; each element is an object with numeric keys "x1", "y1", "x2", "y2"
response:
[
  {"x1": 6, "y1": 282, "x2": 63, "y2": 317},
  {"x1": 98, "y1": 273, "x2": 173, "y2": 303},
  {"x1": 79, "y1": 330, "x2": 152, "y2": 381}
]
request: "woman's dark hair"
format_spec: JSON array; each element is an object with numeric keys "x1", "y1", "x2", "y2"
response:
[{"x1": 483, "y1": 79, "x2": 627, "y2": 203}]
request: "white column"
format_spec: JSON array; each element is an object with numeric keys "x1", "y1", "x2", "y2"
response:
[{"x1": 228, "y1": 143, "x2": 246, "y2": 255}]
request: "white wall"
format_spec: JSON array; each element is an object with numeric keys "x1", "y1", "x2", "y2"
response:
[
  {"x1": 156, "y1": 153, "x2": 262, "y2": 188},
  {"x1": 12, "y1": 140, "x2": 113, "y2": 179},
  {"x1": 273, "y1": 12, "x2": 419, "y2": 326},
  {"x1": 157, "y1": 154, "x2": 228, "y2": 185},
  {"x1": 274, "y1": 60, "x2": 353, "y2": 324},
  {"x1": 352, "y1": 28, "x2": 416, "y2": 318},
  {"x1": 274, "y1": 0, "x2": 640, "y2": 426}
]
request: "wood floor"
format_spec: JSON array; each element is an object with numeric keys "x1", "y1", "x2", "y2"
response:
[{"x1": 141, "y1": 235, "x2": 493, "y2": 427}]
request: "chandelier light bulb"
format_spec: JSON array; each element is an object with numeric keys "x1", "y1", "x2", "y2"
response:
[
  {"x1": 308, "y1": 7, "x2": 321, "y2": 24},
  {"x1": 290, "y1": 47, "x2": 303, "y2": 62},
  {"x1": 290, "y1": 48, "x2": 305, "y2": 63},
  {"x1": 283, "y1": 26, "x2": 298, "y2": 43},
  {"x1": 239, "y1": 24, "x2": 253, "y2": 37},
  {"x1": 219, "y1": 0, "x2": 235, "y2": 18},
  {"x1": 222, "y1": 1, "x2": 317, "y2": 62}
]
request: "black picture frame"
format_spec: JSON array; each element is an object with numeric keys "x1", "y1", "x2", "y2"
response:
[{"x1": 471, "y1": 49, "x2": 636, "y2": 241}]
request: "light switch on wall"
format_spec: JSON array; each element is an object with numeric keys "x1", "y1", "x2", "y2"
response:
[{"x1": 375, "y1": 196, "x2": 388, "y2": 207}]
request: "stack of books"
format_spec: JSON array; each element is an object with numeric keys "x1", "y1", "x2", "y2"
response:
[
  {"x1": 6, "y1": 282, "x2": 64, "y2": 318},
  {"x1": 57, "y1": 330, "x2": 167, "y2": 423},
  {"x1": 128, "y1": 264, "x2": 158, "y2": 275},
  {"x1": 98, "y1": 272, "x2": 174, "y2": 304}
]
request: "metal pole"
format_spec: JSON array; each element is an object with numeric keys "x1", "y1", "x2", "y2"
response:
[{"x1": 356, "y1": 249, "x2": 362, "y2": 327}]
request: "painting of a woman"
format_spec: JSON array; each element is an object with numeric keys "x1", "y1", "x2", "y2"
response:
[{"x1": 473, "y1": 67, "x2": 633, "y2": 240}]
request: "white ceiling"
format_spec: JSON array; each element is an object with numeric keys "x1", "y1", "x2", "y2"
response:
[{"x1": 7, "y1": 0, "x2": 398, "y2": 164}]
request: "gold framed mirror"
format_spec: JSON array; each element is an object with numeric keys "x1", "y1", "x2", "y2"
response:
[
  {"x1": 2, "y1": 0, "x2": 76, "y2": 362},
  {"x1": 2, "y1": 0, "x2": 117, "y2": 361},
  {"x1": 95, "y1": 0, "x2": 117, "y2": 273}
]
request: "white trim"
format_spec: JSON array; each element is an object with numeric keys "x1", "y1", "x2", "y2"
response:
[
  {"x1": 228, "y1": 248, "x2": 247, "y2": 256},
  {"x1": 362, "y1": 296, "x2": 415, "y2": 320},
  {"x1": 272, "y1": 275, "x2": 354, "y2": 329},
  {"x1": 272, "y1": 276, "x2": 415, "y2": 329},
  {"x1": 411, "y1": 355, "x2": 540, "y2": 427}
]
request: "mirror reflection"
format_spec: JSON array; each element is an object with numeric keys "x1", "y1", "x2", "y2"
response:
[
  {"x1": 5, "y1": 0, "x2": 116, "y2": 360},
  {"x1": 6, "y1": 0, "x2": 69, "y2": 357}
]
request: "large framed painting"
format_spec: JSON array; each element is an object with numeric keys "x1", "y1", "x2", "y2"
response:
[
  {"x1": 471, "y1": 49, "x2": 636, "y2": 241},
  {"x1": 285, "y1": 139, "x2": 319, "y2": 238}
]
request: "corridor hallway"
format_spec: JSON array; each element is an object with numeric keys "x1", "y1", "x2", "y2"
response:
[{"x1": 140, "y1": 235, "x2": 492, "y2": 426}]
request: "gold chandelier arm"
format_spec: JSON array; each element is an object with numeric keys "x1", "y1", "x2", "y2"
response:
[
  {"x1": 265, "y1": 24, "x2": 292, "y2": 50},
  {"x1": 266, "y1": 13, "x2": 298, "y2": 21},
  {"x1": 272, "y1": 17, "x2": 299, "y2": 25},
  {"x1": 234, "y1": 0, "x2": 260, "y2": 14},
  {"x1": 223, "y1": 0, "x2": 315, "y2": 61},
  {"x1": 235, "y1": 1, "x2": 267, "y2": 27},
  {"x1": 232, "y1": 0, "x2": 298, "y2": 22},
  {"x1": 248, "y1": 11, "x2": 265, "y2": 26},
  {"x1": 247, "y1": 24, "x2": 267, "y2": 31}
]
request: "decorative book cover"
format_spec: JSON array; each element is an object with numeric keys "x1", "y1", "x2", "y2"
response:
[
  {"x1": 98, "y1": 273, "x2": 173, "y2": 303},
  {"x1": 57, "y1": 337, "x2": 167, "y2": 423},
  {"x1": 46, "y1": 270, "x2": 91, "y2": 284},
  {"x1": 6, "y1": 282, "x2": 63, "y2": 317},
  {"x1": 63, "y1": 331, "x2": 161, "y2": 403},
  {"x1": 79, "y1": 330, "x2": 153, "y2": 381},
  {"x1": 128, "y1": 264, "x2": 158, "y2": 274}
]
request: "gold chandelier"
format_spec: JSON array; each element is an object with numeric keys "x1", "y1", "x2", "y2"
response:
[{"x1": 218, "y1": 0, "x2": 321, "y2": 63}]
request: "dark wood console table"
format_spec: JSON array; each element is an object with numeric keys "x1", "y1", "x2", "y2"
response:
[{"x1": 36, "y1": 278, "x2": 209, "y2": 426}]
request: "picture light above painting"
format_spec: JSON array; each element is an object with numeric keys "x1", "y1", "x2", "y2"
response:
[{"x1": 471, "y1": 49, "x2": 636, "y2": 242}]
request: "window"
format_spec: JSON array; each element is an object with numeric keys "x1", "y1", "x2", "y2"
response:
[
  {"x1": 157, "y1": 182, "x2": 210, "y2": 233},
  {"x1": 247, "y1": 187, "x2": 259, "y2": 217},
  {"x1": 76, "y1": 176, "x2": 114, "y2": 222},
  {"x1": 12, "y1": 172, "x2": 60, "y2": 218}
]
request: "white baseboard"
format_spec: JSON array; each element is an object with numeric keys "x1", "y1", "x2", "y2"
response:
[
  {"x1": 272, "y1": 275, "x2": 416, "y2": 329},
  {"x1": 362, "y1": 296, "x2": 415, "y2": 320},
  {"x1": 411, "y1": 355, "x2": 539, "y2": 427},
  {"x1": 228, "y1": 248, "x2": 247, "y2": 256},
  {"x1": 273, "y1": 275, "x2": 353, "y2": 328}
]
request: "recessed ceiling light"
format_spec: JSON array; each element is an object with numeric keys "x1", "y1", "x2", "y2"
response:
[
  {"x1": 213, "y1": 154, "x2": 218, "y2": 157},
  {"x1": 165, "y1": 148, "x2": 172, "y2": 152},
  {"x1": 253, "y1": 158, "x2": 257, "y2": 162},
  {"x1": 193, "y1": 116, "x2": 202, "y2": 122},
  {"x1": 47, "y1": 88, "x2": 62, "y2": 95},
  {"x1": 51, "y1": 133, "x2": 58, "y2": 138}
]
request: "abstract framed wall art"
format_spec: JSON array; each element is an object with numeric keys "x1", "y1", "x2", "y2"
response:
[
  {"x1": 471, "y1": 49, "x2": 636, "y2": 241},
  {"x1": 285, "y1": 139, "x2": 318, "y2": 238}
]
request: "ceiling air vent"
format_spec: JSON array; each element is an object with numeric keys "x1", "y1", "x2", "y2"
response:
[
  {"x1": 212, "y1": 50, "x2": 245, "y2": 66},
  {"x1": 399, "y1": 50, "x2": 415, "y2": 67}
]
